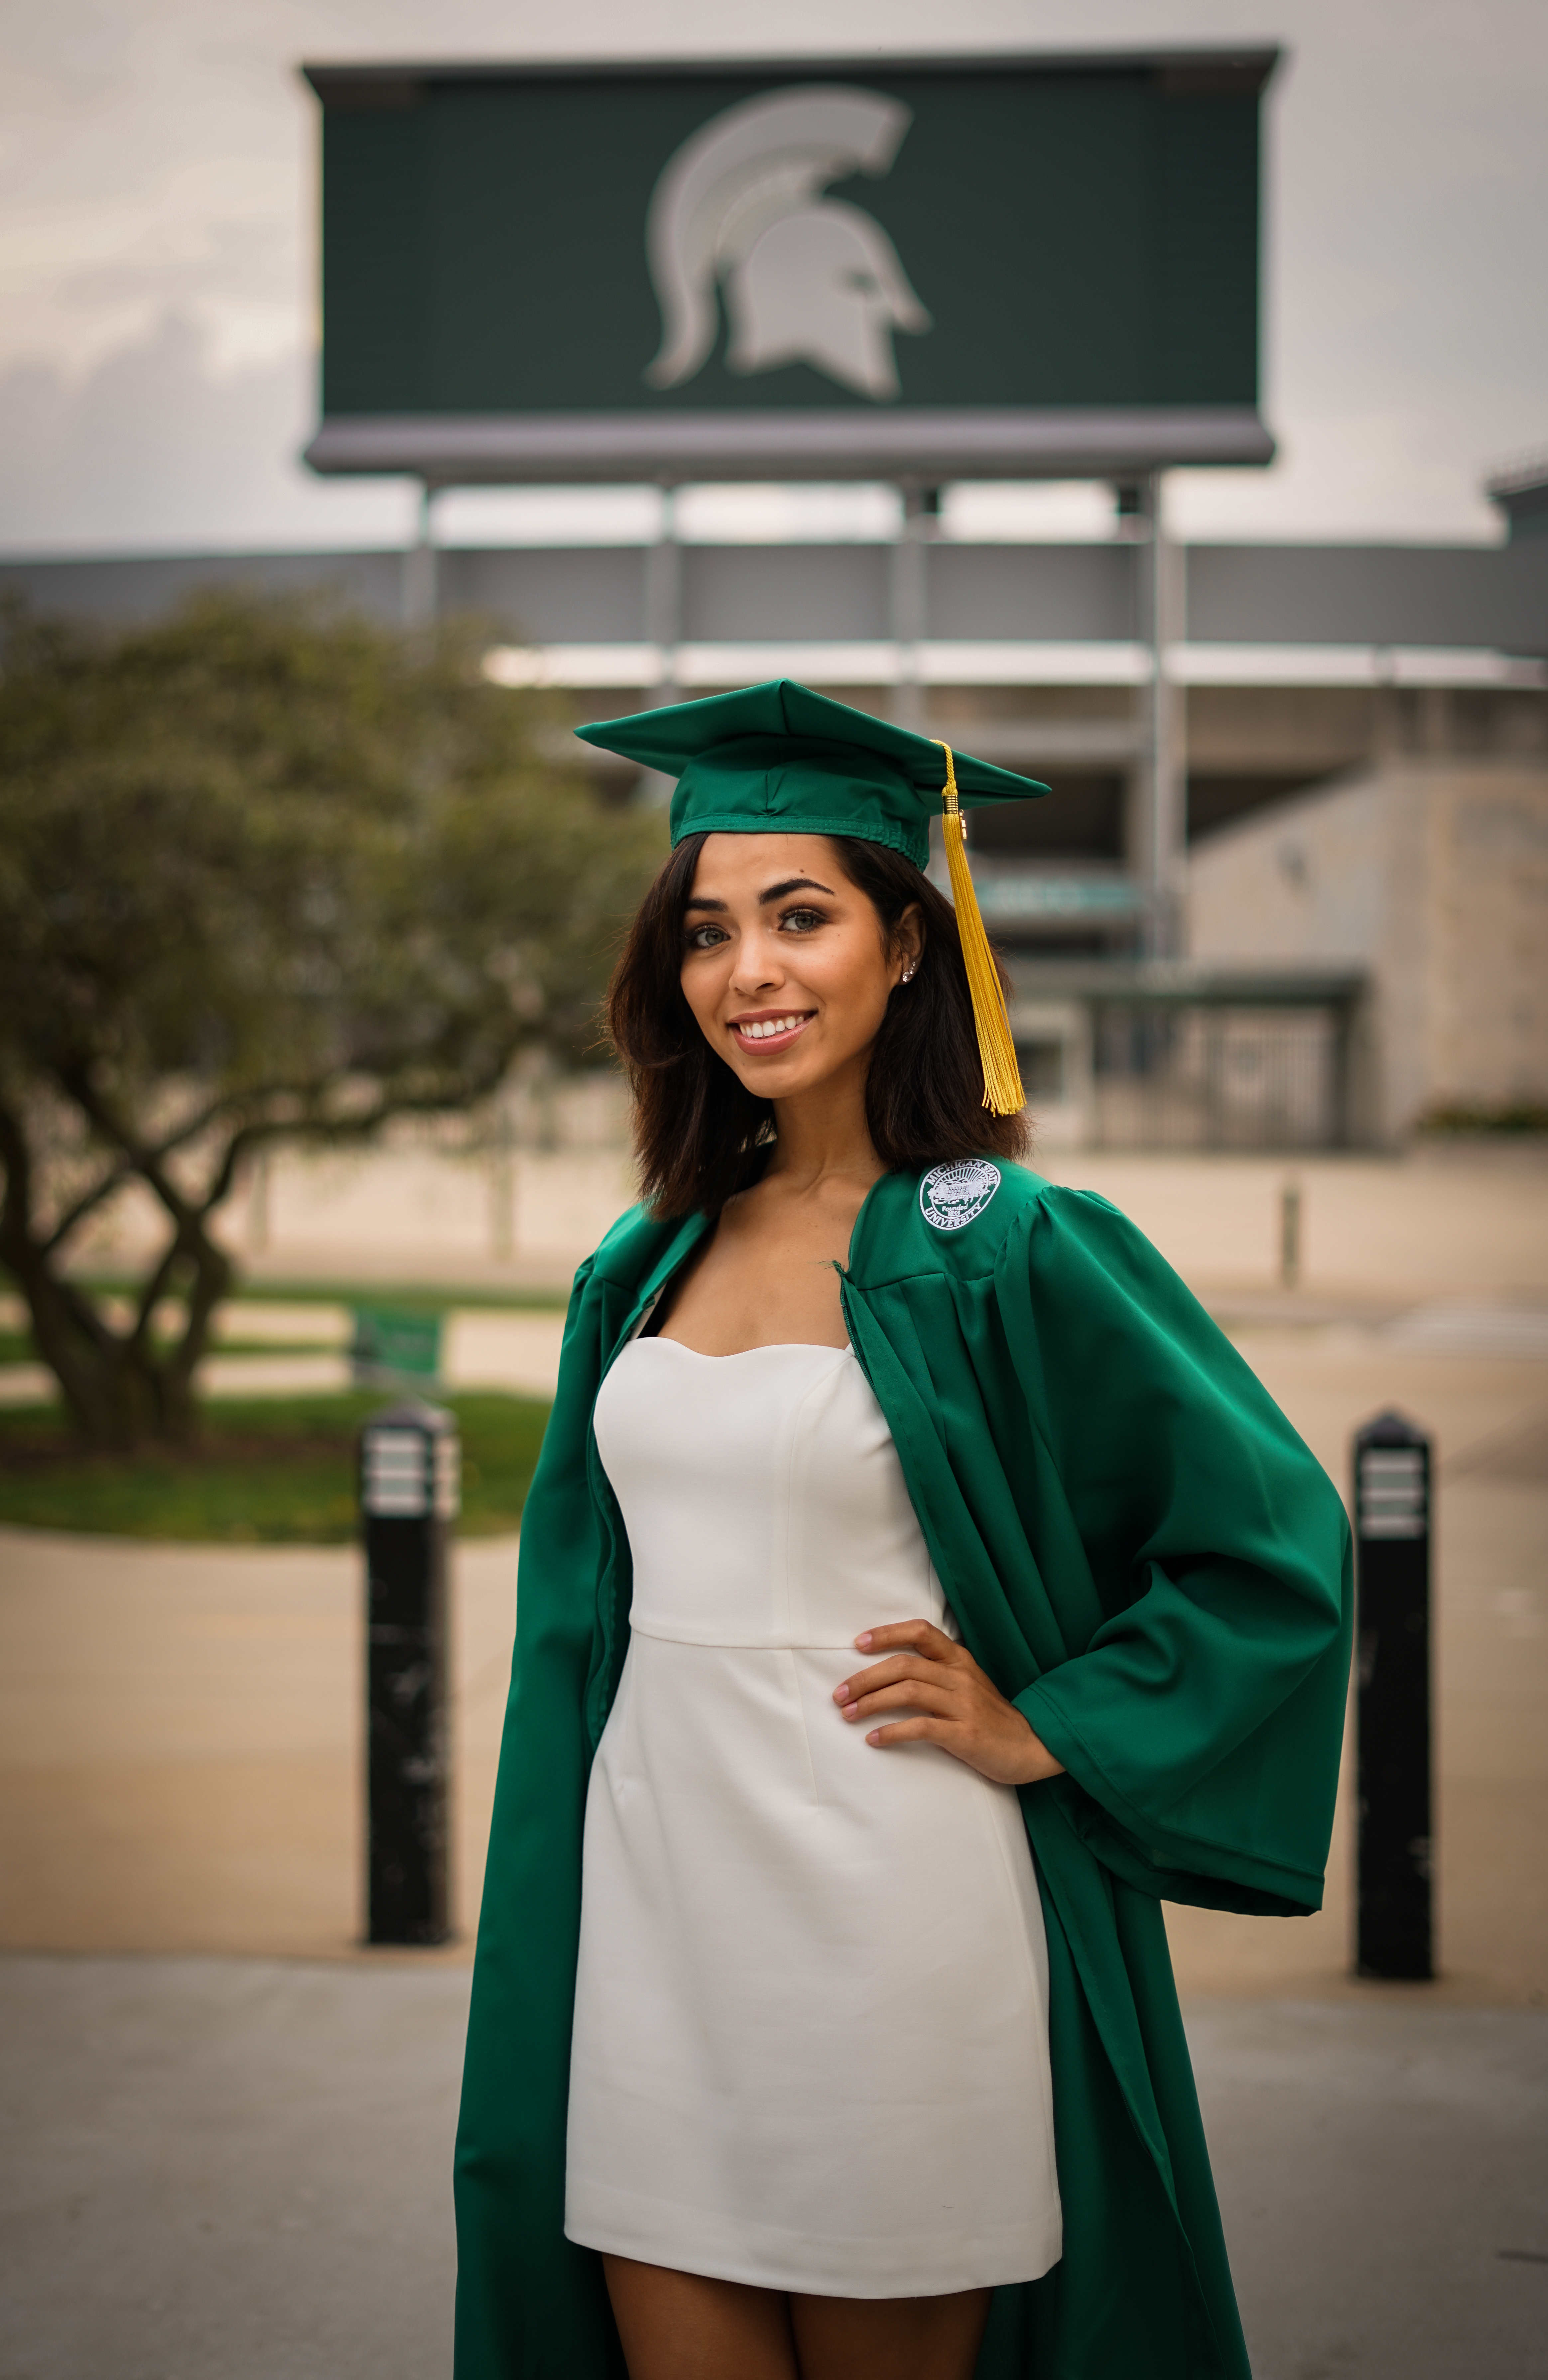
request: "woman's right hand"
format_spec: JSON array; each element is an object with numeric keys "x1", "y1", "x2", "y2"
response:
[{"x1": 833, "y1": 1619, "x2": 1067, "y2": 1787}]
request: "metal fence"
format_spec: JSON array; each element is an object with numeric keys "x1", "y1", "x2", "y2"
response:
[{"x1": 1089, "y1": 1004, "x2": 1343, "y2": 1151}]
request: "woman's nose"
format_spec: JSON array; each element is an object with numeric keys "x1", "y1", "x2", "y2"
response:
[{"x1": 729, "y1": 936, "x2": 783, "y2": 994}]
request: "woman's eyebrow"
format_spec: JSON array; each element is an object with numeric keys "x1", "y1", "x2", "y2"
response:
[{"x1": 684, "y1": 876, "x2": 836, "y2": 915}]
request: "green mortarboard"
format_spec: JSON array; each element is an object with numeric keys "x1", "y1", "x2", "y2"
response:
[
  {"x1": 576, "y1": 681, "x2": 1049, "y2": 1119},
  {"x1": 574, "y1": 680, "x2": 1048, "y2": 872}
]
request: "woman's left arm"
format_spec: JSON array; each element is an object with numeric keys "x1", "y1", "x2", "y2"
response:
[{"x1": 998, "y1": 1187, "x2": 1352, "y2": 1837}]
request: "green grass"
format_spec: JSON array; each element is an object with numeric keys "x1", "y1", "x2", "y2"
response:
[
  {"x1": 0, "y1": 1391, "x2": 550, "y2": 1543},
  {"x1": 67, "y1": 1277, "x2": 571, "y2": 1314},
  {"x1": 0, "y1": 1330, "x2": 340, "y2": 1364},
  {"x1": 209, "y1": 1340, "x2": 352, "y2": 1357}
]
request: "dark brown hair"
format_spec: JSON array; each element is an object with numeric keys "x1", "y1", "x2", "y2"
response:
[{"x1": 606, "y1": 832, "x2": 1032, "y2": 1219}]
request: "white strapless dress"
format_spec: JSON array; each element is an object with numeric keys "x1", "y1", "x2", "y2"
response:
[{"x1": 563, "y1": 1338, "x2": 1061, "y2": 2298}]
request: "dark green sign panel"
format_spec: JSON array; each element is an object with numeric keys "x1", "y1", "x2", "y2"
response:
[
  {"x1": 350, "y1": 1306, "x2": 443, "y2": 1385},
  {"x1": 303, "y1": 51, "x2": 1276, "y2": 482}
]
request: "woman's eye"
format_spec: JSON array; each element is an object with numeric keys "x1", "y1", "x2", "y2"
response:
[
  {"x1": 780, "y1": 907, "x2": 827, "y2": 933},
  {"x1": 685, "y1": 923, "x2": 728, "y2": 950}
]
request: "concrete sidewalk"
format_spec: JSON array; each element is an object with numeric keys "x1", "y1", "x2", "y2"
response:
[
  {"x1": 0, "y1": 1529, "x2": 516, "y2": 1961},
  {"x1": 0, "y1": 1954, "x2": 1542, "y2": 2380},
  {"x1": 0, "y1": 1954, "x2": 464, "y2": 2380}
]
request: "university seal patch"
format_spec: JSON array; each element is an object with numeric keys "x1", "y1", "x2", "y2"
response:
[{"x1": 919, "y1": 1159, "x2": 1002, "y2": 1232}]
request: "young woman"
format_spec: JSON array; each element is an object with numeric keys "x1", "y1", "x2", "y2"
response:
[{"x1": 454, "y1": 683, "x2": 1351, "y2": 2380}]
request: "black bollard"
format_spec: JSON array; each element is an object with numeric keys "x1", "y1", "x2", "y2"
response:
[
  {"x1": 359, "y1": 1400, "x2": 459, "y2": 1945},
  {"x1": 1353, "y1": 1410, "x2": 1433, "y2": 1980}
]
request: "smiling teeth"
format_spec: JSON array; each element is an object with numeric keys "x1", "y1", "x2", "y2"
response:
[{"x1": 737, "y1": 1015, "x2": 804, "y2": 1040}]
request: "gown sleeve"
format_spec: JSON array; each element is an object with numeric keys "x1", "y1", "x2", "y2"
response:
[{"x1": 1006, "y1": 1184, "x2": 1353, "y2": 1917}]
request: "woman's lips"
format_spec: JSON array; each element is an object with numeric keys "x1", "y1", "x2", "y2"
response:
[{"x1": 729, "y1": 1011, "x2": 815, "y2": 1053}]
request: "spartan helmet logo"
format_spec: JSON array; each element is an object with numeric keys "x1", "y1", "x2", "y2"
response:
[{"x1": 644, "y1": 85, "x2": 932, "y2": 403}]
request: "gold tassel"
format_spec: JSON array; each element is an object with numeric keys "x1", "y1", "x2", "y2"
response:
[{"x1": 936, "y1": 741, "x2": 1025, "y2": 1118}]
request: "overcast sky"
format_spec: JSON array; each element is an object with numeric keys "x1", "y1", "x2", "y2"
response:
[{"x1": 1, "y1": 0, "x2": 1543, "y2": 554}]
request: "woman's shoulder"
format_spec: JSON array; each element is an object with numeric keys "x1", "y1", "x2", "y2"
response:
[
  {"x1": 853, "y1": 1157, "x2": 1165, "y2": 1288},
  {"x1": 851, "y1": 1154, "x2": 1050, "y2": 1281},
  {"x1": 580, "y1": 1198, "x2": 706, "y2": 1296}
]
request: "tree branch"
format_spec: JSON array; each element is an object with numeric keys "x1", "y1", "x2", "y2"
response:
[
  {"x1": 0, "y1": 1092, "x2": 36, "y2": 1263},
  {"x1": 42, "y1": 1077, "x2": 319, "y2": 1255},
  {"x1": 60, "y1": 1064, "x2": 202, "y2": 1236},
  {"x1": 0, "y1": 1092, "x2": 124, "y2": 1432},
  {"x1": 41, "y1": 1154, "x2": 142, "y2": 1258},
  {"x1": 189, "y1": 1057, "x2": 518, "y2": 1224}
]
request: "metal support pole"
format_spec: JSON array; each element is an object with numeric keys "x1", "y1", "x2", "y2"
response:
[
  {"x1": 1279, "y1": 1176, "x2": 1302, "y2": 1288},
  {"x1": 1354, "y1": 1410, "x2": 1434, "y2": 1980},
  {"x1": 626, "y1": 487, "x2": 685, "y2": 804},
  {"x1": 1331, "y1": 999, "x2": 1354, "y2": 1149},
  {"x1": 646, "y1": 483, "x2": 682, "y2": 704},
  {"x1": 633, "y1": 485, "x2": 684, "y2": 806},
  {"x1": 360, "y1": 1400, "x2": 458, "y2": 1945},
  {"x1": 402, "y1": 481, "x2": 439, "y2": 628},
  {"x1": 489, "y1": 1087, "x2": 517, "y2": 1263},
  {"x1": 892, "y1": 482, "x2": 936, "y2": 734},
  {"x1": 1138, "y1": 472, "x2": 1186, "y2": 956}
]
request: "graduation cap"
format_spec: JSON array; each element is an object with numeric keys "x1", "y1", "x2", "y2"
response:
[{"x1": 576, "y1": 681, "x2": 1049, "y2": 1118}]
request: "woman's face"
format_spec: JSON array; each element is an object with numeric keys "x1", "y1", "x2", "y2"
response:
[{"x1": 679, "y1": 833, "x2": 920, "y2": 1105}]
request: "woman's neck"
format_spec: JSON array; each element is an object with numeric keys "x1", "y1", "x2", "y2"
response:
[{"x1": 764, "y1": 1064, "x2": 883, "y2": 1199}]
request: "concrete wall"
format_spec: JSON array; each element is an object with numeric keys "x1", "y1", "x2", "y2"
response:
[
  {"x1": 1186, "y1": 763, "x2": 1548, "y2": 1140},
  {"x1": 4, "y1": 536, "x2": 1547, "y2": 653}
]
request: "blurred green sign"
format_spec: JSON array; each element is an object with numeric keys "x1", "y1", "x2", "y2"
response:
[
  {"x1": 351, "y1": 1308, "x2": 443, "y2": 1384},
  {"x1": 303, "y1": 50, "x2": 1277, "y2": 483}
]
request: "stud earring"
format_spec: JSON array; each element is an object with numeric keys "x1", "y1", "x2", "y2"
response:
[{"x1": 901, "y1": 963, "x2": 918, "y2": 984}]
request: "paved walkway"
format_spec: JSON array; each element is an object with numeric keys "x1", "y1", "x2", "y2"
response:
[
  {"x1": 0, "y1": 1529, "x2": 514, "y2": 1961},
  {"x1": 1, "y1": 1954, "x2": 1542, "y2": 2380}
]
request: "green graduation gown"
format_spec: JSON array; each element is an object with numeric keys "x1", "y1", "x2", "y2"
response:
[{"x1": 453, "y1": 1161, "x2": 1353, "y2": 2380}]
